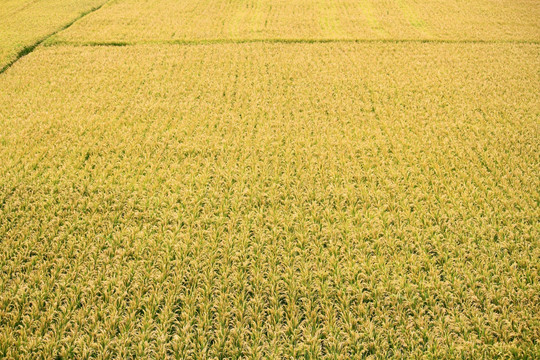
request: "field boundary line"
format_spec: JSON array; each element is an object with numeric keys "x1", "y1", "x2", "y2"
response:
[
  {"x1": 0, "y1": 0, "x2": 112, "y2": 75},
  {"x1": 44, "y1": 38, "x2": 540, "y2": 47}
]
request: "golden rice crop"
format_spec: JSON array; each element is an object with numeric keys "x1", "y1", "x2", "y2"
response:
[
  {"x1": 49, "y1": 0, "x2": 540, "y2": 45},
  {"x1": 0, "y1": 42, "x2": 538, "y2": 358},
  {"x1": 0, "y1": 0, "x2": 107, "y2": 70}
]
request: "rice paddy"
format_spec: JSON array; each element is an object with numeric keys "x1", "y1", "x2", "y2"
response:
[
  {"x1": 50, "y1": 0, "x2": 540, "y2": 44},
  {"x1": 0, "y1": 0, "x2": 107, "y2": 70},
  {"x1": 0, "y1": 1, "x2": 539, "y2": 359}
]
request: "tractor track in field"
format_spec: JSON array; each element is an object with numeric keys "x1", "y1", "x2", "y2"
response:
[{"x1": 44, "y1": 38, "x2": 540, "y2": 48}]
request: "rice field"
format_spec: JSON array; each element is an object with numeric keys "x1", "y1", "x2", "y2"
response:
[
  {"x1": 50, "y1": 0, "x2": 540, "y2": 43},
  {"x1": 0, "y1": 1, "x2": 539, "y2": 359},
  {"x1": 0, "y1": 0, "x2": 107, "y2": 69}
]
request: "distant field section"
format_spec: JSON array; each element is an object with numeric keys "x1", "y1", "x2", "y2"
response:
[
  {"x1": 0, "y1": 0, "x2": 108, "y2": 69},
  {"x1": 50, "y1": 0, "x2": 540, "y2": 44}
]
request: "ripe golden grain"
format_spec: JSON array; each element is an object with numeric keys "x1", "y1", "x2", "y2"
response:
[
  {"x1": 0, "y1": 42, "x2": 538, "y2": 358},
  {"x1": 50, "y1": 0, "x2": 540, "y2": 44},
  {"x1": 0, "y1": 0, "x2": 107, "y2": 69}
]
